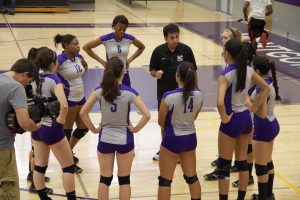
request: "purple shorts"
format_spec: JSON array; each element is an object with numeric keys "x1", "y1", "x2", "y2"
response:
[
  {"x1": 219, "y1": 110, "x2": 252, "y2": 138},
  {"x1": 253, "y1": 115, "x2": 279, "y2": 142},
  {"x1": 32, "y1": 120, "x2": 65, "y2": 145},
  {"x1": 161, "y1": 133, "x2": 197, "y2": 154},
  {"x1": 122, "y1": 71, "x2": 131, "y2": 87},
  {"x1": 68, "y1": 97, "x2": 86, "y2": 107},
  {"x1": 97, "y1": 141, "x2": 134, "y2": 154}
]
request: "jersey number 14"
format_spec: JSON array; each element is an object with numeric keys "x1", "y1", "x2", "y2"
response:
[{"x1": 183, "y1": 97, "x2": 194, "y2": 113}]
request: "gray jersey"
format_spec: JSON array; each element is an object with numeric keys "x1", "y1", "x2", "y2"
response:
[
  {"x1": 220, "y1": 64, "x2": 255, "y2": 114},
  {"x1": 251, "y1": 77, "x2": 276, "y2": 121},
  {"x1": 163, "y1": 88, "x2": 203, "y2": 136},
  {"x1": 95, "y1": 84, "x2": 138, "y2": 145},
  {"x1": 38, "y1": 73, "x2": 62, "y2": 126},
  {"x1": 100, "y1": 33, "x2": 134, "y2": 71},
  {"x1": 0, "y1": 74, "x2": 27, "y2": 150},
  {"x1": 57, "y1": 52, "x2": 85, "y2": 102}
]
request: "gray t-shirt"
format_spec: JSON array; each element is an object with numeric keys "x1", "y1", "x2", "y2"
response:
[{"x1": 0, "y1": 74, "x2": 27, "y2": 150}]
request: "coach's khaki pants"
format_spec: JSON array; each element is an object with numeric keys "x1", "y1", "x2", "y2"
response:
[{"x1": 0, "y1": 149, "x2": 20, "y2": 200}]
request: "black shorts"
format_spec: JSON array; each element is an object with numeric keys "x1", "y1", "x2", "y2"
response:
[{"x1": 248, "y1": 17, "x2": 266, "y2": 41}]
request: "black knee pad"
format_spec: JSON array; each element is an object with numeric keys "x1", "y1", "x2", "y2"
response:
[
  {"x1": 235, "y1": 160, "x2": 248, "y2": 172},
  {"x1": 247, "y1": 144, "x2": 253, "y2": 154},
  {"x1": 100, "y1": 175, "x2": 113, "y2": 186},
  {"x1": 183, "y1": 174, "x2": 199, "y2": 185},
  {"x1": 64, "y1": 129, "x2": 73, "y2": 141},
  {"x1": 118, "y1": 175, "x2": 130, "y2": 185},
  {"x1": 72, "y1": 128, "x2": 88, "y2": 139},
  {"x1": 62, "y1": 164, "x2": 75, "y2": 174},
  {"x1": 158, "y1": 176, "x2": 172, "y2": 187},
  {"x1": 267, "y1": 161, "x2": 274, "y2": 171},
  {"x1": 255, "y1": 163, "x2": 268, "y2": 176},
  {"x1": 216, "y1": 157, "x2": 231, "y2": 179},
  {"x1": 35, "y1": 165, "x2": 48, "y2": 174}
]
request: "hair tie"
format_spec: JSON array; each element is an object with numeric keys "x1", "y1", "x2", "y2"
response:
[
  {"x1": 52, "y1": 51, "x2": 57, "y2": 62},
  {"x1": 228, "y1": 27, "x2": 236, "y2": 38}
]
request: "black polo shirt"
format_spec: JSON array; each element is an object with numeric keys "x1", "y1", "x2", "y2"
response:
[{"x1": 149, "y1": 42, "x2": 197, "y2": 100}]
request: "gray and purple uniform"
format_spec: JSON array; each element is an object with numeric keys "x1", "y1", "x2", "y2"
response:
[
  {"x1": 100, "y1": 33, "x2": 135, "y2": 87},
  {"x1": 252, "y1": 77, "x2": 279, "y2": 142},
  {"x1": 161, "y1": 88, "x2": 203, "y2": 154},
  {"x1": 57, "y1": 52, "x2": 86, "y2": 107},
  {"x1": 32, "y1": 73, "x2": 65, "y2": 145},
  {"x1": 95, "y1": 84, "x2": 138, "y2": 154},
  {"x1": 219, "y1": 64, "x2": 255, "y2": 138}
]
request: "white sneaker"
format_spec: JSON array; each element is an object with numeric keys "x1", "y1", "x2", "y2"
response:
[{"x1": 153, "y1": 151, "x2": 159, "y2": 161}]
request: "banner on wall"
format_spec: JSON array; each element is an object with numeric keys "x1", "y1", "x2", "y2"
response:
[{"x1": 15, "y1": 0, "x2": 68, "y2": 7}]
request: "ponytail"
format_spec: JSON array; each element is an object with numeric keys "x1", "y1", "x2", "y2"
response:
[
  {"x1": 100, "y1": 57, "x2": 124, "y2": 104},
  {"x1": 101, "y1": 70, "x2": 119, "y2": 104},
  {"x1": 177, "y1": 61, "x2": 196, "y2": 104},
  {"x1": 31, "y1": 47, "x2": 57, "y2": 94},
  {"x1": 269, "y1": 61, "x2": 281, "y2": 101},
  {"x1": 54, "y1": 34, "x2": 76, "y2": 49},
  {"x1": 253, "y1": 56, "x2": 281, "y2": 101},
  {"x1": 242, "y1": 41, "x2": 256, "y2": 65},
  {"x1": 225, "y1": 39, "x2": 248, "y2": 92}
]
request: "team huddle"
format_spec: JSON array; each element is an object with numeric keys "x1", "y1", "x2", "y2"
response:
[{"x1": 0, "y1": 1, "x2": 280, "y2": 200}]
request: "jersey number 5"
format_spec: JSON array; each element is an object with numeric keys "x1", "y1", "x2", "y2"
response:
[
  {"x1": 111, "y1": 103, "x2": 117, "y2": 112},
  {"x1": 183, "y1": 97, "x2": 194, "y2": 113}
]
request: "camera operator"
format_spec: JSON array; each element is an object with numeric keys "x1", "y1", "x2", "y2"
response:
[
  {"x1": 0, "y1": 58, "x2": 41, "y2": 200},
  {"x1": 30, "y1": 47, "x2": 76, "y2": 200}
]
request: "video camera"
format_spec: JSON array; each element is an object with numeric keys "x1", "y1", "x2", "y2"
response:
[{"x1": 6, "y1": 85, "x2": 60, "y2": 134}]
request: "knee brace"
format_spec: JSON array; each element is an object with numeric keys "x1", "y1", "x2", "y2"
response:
[
  {"x1": 64, "y1": 129, "x2": 73, "y2": 141},
  {"x1": 255, "y1": 163, "x2": 268, "y2": 176},
  {"x1": 235, "y1": 160, "x2": 248, "y2": 172},
  {"x1": 100, "y1": 175, "x2": 113, "y2": 186},
  {"x1": 158, "y1": 176, "x2": 172, "y2": 187},
  {"x1": 72, "y1": 128, "x2": 88, "y2": 139},
  {"x1": 118, "y1": 175, "x2": 130, "y2": 185},
  {"x1": 183, "y1": 174, "x2": 199, "y2": 185},
  {"x1": 216, "y1": 157, "x2": 231, "y2": 179},
  {"x1": 35, "y1": 165, "x2": 48, "y2": 174},
  {"x1": 247, "y1": 144, "x2": 253, "y2": 154},
  {"x1": 62, "y1": 164, "x2": 75, "y2": 174},
  {"x1": 267, "y1": 161, "x2": 274, "y2": 171}
]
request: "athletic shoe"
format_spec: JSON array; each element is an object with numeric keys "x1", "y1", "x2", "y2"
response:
[
  {"x1": 230, "y1": 164, "x2": 238, "y2": 173},
  {"x1": 203, "y1": 170, "x2": 218, "y2": 181},
  {"x1": 29, "y1": 183, "x2": 53, "y2": 194},
  {"x1": 27, "y1": 172, "x2": 50, "y2": 182},
  {"x1": 211, "y1": 158, "x2": 219, "y2": 167},
  {"x1": 268, "y1": 193, "x2": 275, "y2": 200},
  {"x1": 153, "y1": 151, "x2": 160, "y2": 161},
  {"x1": 8, "y1": 10, "x2": 14, "y2": 15},
  {"x1": 73, "y1": 155, "x2": 79, "y2": 164},
  {"x1": 232, "y1": 176, "x2": 254, "y2": 187},
  {"x1": 1, "y1": 9, "x2": 8, "y2": 14}
]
